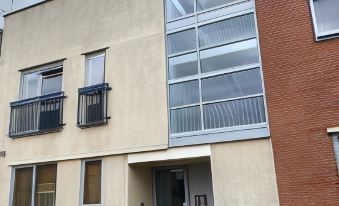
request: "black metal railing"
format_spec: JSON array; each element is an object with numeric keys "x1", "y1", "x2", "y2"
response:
[
  {"x1": 9, "y1": 92, "x2": 65, "y2": 138},
  {"x1": 77, "y1": 83, "x2": 111, "y2": 128}
]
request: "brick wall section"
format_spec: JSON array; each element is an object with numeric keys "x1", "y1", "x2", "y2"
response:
[{"x1": 256, "y1": 0, "x2": 339, "y2": 205}]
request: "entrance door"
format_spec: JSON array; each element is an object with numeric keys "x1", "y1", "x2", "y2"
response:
[{"x1": 154, "y1": 168, "x2": 189, "y2": 206}]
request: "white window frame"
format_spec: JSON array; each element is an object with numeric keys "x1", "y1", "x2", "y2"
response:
[
  {"x1": 80, "y1": 159, "x2": 103, "y2": 206},
  {"x1": 9, "y1": 163, "x2": 57, "y2": 206},
  {"x1": 309, "y1": 0, "x2": 339, "y2": 41},
  {"x1": 85, "y1": 52, "x2": 106, "y2": 87},
  {"x1": 19, "y1": 61, "x2": 64, "y2": 100},
  {"x1": 331, "y1": 134, "x2": 339, "y2": 173}
]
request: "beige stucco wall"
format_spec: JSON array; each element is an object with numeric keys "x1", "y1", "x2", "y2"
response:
[
  {"x1": 0, "y1": 0, "x2": 168, "y2": 165},
  {"x1": 210, "y1": 138, "x2": 280, "y2": 206},
  {"x1": 0, "y1": 158, "x2": 11, "y2": 206},
  {"x1": 102, "y1": 155, "x2": 127, "y2": 206},
  {"x1": 55, "y1": 160, "x2": 81, "y2": 206},
  {"x1": 127, "y1": 165, "x2": 153, "y2": 206}
]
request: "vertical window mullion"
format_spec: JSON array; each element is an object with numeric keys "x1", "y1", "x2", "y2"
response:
[
  {"x1": 31, "y1": 166, "x2": 36, "y2": 206},
  {"x1": 195, "y1": 18, "x2": 205, "y2": 130}
]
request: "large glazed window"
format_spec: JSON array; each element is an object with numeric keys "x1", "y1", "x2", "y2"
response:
[
  {"x1": 165, "y1": 0, "x2": 269, "y2": 146},
  {"x1": 310, "y1": 0, "x2": 339, "y2": 40},
  {"x1": 12, "y1": 164, "x2": 57, "y2": 206}
]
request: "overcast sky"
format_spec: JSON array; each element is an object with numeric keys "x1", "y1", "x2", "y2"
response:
[{"x1": 0, "y1": 0, "x2": 44, "y2": 29}]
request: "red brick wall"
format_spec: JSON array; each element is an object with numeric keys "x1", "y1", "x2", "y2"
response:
[{"x1": 255, "y1": 0, "x2": 339, "y2": 205}]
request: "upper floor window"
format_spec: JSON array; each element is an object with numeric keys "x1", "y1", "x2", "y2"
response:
[
  {"x1": 310, "y1": 0, "x2": 339, "y2": 40},
  {"x1": 21, "y1": 63, "x2": 63, "y2": 99},
  {"x1": 77, "y1": 51, "x2": 110, "y2": 128},
  {"x1": 165, "y1": 0, "x2": 269, "y2": 146},
  {"x1": 85, "y1": 52, "x2": 105, "y2": 87},
  {"x1": 11, "y1": 164, "x2": 57, "y2": 206},
  {"x1": 9, "y1": 62, "x2": 65, "y2": 137}
]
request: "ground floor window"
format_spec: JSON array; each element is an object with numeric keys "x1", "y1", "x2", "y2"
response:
[
  {"x1": 81, "y1": 160, "x2": 102, "y2": 205},
  {"x1": 12, "y1": 164, "x2": 57, "y2": 206}
]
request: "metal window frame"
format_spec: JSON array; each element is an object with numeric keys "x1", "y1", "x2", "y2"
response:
[
  {"x1": 80, "y1": 159, "x2": 104, "y2": 206},
  {"x1": 164, "y1": 0, "x2": 270, "y2": 146},
  {"x1": 309, "y1": 0, "x2": 339, "y2": 41},
  {"x1": 9, "y1": 163, "x2": 57, "y2": 206},
  {"x1": 0, "y1": 29, "x2": 3, "y2": 56}
]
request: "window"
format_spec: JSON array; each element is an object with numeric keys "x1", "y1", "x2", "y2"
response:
[
  {"x1": 77, "y1": 51, "x2": 110, "y2": 128},
  {"x1": 331, "y1": 134, "x2": 339, "y2": 173},
  {"x1": 310, "y1": 0, "x2": 339, "y2": 40},
  {"x1": 165, "y1": 0, "x2": 269, "y2": 146},
  {"x1": 12, "y1": 164, "x2": 57, "y2": 206},
  {"x1": 9, "y1": 62, "x2": 65, "y2": 137},
  {"x1": 81, "y1": 160, "x2": 102, "y2": 205},
  {"x1": 85, "y1": 52, "x2": 105, "y2": 87},
  {"x1": 20, "y1": 63, "x2": 63, "y2": 100}
]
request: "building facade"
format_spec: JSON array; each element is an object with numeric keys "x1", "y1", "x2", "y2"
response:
[{"x1": 0, "y1": 0, "x2": 338, "y2": 206}]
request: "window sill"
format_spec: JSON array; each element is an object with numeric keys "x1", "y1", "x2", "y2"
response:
[
  {"x1": 169, "y1": 123, "x2": 270, "y2": 147},
  {"x1": 315, "y1": 30, "x2": 339, "y2": 41}
]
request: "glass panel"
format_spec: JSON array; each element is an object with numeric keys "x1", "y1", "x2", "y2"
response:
[
  {"x1": 168, "y1": 29, "x2": 196, "y2": 55},
  {"x1": 13, "y1": 167, "x2": 33, "y2": 206},
  {"x1": 169, "y1": 52, "x2": 198, "y2": 79},
  {"x1": 21, "y1": 72, "x2": 39, "y2": 99},
  {"x1": 170, "y1": 106, "x2": 201, "y2": 133},
  {"x1": 203, "y1": 96, "x2": 266, "y2": 129},
  {"x1": 313, "y1": 0, "x2": 339, "y2": 33},
  {"x1": 41, "y1": 73, "x2": 62, "y2": 96},
  {"x1": 200, "y1": 39, "x2": 259, "y2": 73},
  {"x1": 197, "y1": 0, "x2": 238, "y2": 11},
  {"x1": 198, "y1": 14, "x2": 256, "y2": 48},
  {"x1": 170, "y1": 80, "x2": 199, "y2": 107},
  {"x1": 202, "y1": 68, "x2": 262, "y2": 102},
  {"x1": 35, "y1": 164, "x2": 57, "y2": 206},
  {"x1": 83, "y1": 160, "x2": 101, "y2": 205},
  {"x1": 166, "y1": 0, "x2": 194, "y2": 21},
  {"x1": 86, "y1": 54, "x2": 105, "y2": 86},
  {"x1": 155, "y1": 169, "x2": 187, "y2": 206}
]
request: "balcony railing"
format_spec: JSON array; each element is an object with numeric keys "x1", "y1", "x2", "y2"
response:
[
  {"x1": 77, "y1": 83, "x2": 111, "y2": 128},
  {"x1": 9, "y1": 92, "x2": 65, "y2": 138}
]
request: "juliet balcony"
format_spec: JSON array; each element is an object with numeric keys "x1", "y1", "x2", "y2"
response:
[
  {"x1": 77, "y1": 83, "x2": 111, "y2": 128},
  {"x1": 9, "y1": 92, "x2": 66, "y2": 138}
]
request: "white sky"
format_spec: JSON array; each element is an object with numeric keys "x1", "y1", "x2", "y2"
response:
[{"x1": 0, "y1": 0, "x2": 44, "y2": 29}]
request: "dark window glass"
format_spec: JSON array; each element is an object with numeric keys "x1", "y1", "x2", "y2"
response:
[{"x1": 41, "y1": 68, "x2": 63, "y2": 96}]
